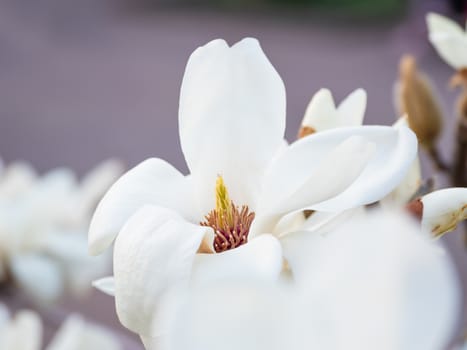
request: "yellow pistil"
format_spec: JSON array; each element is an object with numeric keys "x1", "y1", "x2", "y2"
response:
[
  {"x1": 201, "y1": 175, "x2": 255, "y2": 253},
  {"x1": 215, "y1": 176, "x2": 234, "y2": 228}
]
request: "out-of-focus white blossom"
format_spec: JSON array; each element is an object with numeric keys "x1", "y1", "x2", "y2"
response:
[
  {"x1": 168, "y1": 211, "x2": 460, "y2": 350},
  {"x1": 89, "y1": 38, "x2": 417, "y2": 343},
  {"x1": 0, "y1": 159, "x2": 123, "y2": 303},
  {"x1": 427, "y1": 13, "x2": 467, "y2": 70},
  {"x1": 0, "y1": 304, "x2": 121, "y2": 350}
]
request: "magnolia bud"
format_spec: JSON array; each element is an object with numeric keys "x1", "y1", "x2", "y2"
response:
[{"x1": 396, "y1": 55, "x2": 443, "y2": 149}]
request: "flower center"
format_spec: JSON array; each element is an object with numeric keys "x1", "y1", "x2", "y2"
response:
[{"x1": 200, "y1": 176, "x2": 255, "y2": 253}]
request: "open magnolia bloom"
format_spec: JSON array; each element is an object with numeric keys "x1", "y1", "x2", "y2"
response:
[
  {"x1": 0, "y1": 304, "x2": 121, "y2": 350},
  {"x1": 89, "y1": 38, "x2": 417, "y2": 342},
  {"x1": 168, "y1": 211, "x2": 460, "y2": 350},
  {"x1": 0, "y1": 159, "x2": 123, "y2": 303},
  {"x1": 298, "y1": 88, "x2": 367, "y2": 137},
  {"x1": 426, "y1": 13, "x2": 467, "y2": 71}
]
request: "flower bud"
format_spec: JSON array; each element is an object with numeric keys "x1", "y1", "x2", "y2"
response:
[{"x1": 396, "y1": 55, "x2": 443, "y2": 149}]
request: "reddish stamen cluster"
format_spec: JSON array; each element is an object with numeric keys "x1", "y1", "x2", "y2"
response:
[{"x1": 200, "y1": 202, "x2": 255, "y2": 253}]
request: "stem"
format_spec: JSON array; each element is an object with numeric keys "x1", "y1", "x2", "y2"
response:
[
  {"x1": 427, "y1": 145, "x2": 450, "y2": 172},
  {"x1": 452, "y1": 87, "x2": 467, "y2": 248},
  {"x1": 452, "y1": 117, "x2": 467, "y2": 187}
]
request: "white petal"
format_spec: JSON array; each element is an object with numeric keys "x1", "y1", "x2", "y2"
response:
[
  {"x1": 258, "y1": 126, "x2": 415, "y2": 217},
  {"x1": 92, "y1": 277, "x2": 115, "y2": 296},
  {"x1": 191, "y1": 234, "x2": 283, "y2": 286},
  {"x1": 89, "y1": 158, "x2": 194, "y2": 255},
  {"x1": 272, "y1": 211, "x2": 307, "y2": 236},
  {"x1": 427, "y1": 12, "x2": 465, "y2": 36},
  {"x1": 10, "y1": 254, "x2": 63, "y2": 303},
  {"x1": 336, "y1": 88, "x2": 367, "y2": 127},
  {"x1": 299, "y1": 211, "x2": 460, "y2": 350},
  {"x1": 113, "y1": 205, "x2": 208, "y2": 337},
  {"x1": 0, "y1": 162, "x2": 37, "y2": 198},
  {"x1": 279, "y1": 210, "x2": 363, "y2": 281},
  {"x1": 310, "y1": 126, "x2": 417, "y2": 212},
  {"x1": 380, "y1": 117, "x2": 422, "y2": 206},
  {"x1": 0, "y1": 310, "x2": 43, "y2": 350},
  {"x1": 141, "y1": 335, "x2": 167, "y2": 350},
  {"x1": 301, "y1": 88, "x2": 338, "y2": 132},
  {"x1": 179, "y1": 38, "x2": 286, "y2": 214},
  {"x1": 43, "y1": 230, "x2": 93, "y2": 262},
  {"x1": 300, "y1": 208, "x2": 364, "y2": 236},
  {"x1": 427, "y1": 13, "x2": 467, "y2": 69},
  {"x1": 43, "y1": 230, "x2": 110, "y2": 296},
  {"x1": 301, "y1": 89, "x2": 366, "y2": 133},
  {"x1": 279, "y1": 230, "x2": 327, "y2": 284},
  {"x1": 258, "y1": 133, "x2": 373, "y2": 216},
  {"x1": 46, "y1": 315, "x2": 121, "y2": 350},
  {"x1": 381, "y1": 156, "x2": 421, "y2": 207},
  {"x1": 421, "y1": 188, "x2": 467, "y2": 236},
  {"x1": 168, "y1": 282, "x2": 290, "y2": 350},
  {"x1": 276, "y1": 136, "x2": 374, "y2": 215}
]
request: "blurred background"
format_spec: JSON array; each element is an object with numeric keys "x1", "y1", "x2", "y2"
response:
[{"x1": 0, "y1": 0, "x2": 466, "y2": 348}]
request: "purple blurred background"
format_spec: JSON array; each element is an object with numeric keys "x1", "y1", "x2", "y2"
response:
[{"x1": 0, "y1": 0, "x2": 466, "y2": 348}]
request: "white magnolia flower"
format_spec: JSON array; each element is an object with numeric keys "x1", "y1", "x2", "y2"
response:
[
  {"x1": 0, "y1": 304, "x2": 121, "y2": 350},
  {"x1": 426, "y1": 13, "x2": 467, "y2": 70},
  {"x1": 168, "y1": 211, "x2": 460, "y2": 350},
  {"x1": 298, "y1": 88, "x2": 367, "y2": 136},
  {"x1": 0, "y1": 159, "x2": 123, "y2": 303},
  {"x1": 419, "y1": 187, "x2": 467, "y2": 236},
  {"x1": 89, "y1": 38, "x2": 417, "y2": 342}
]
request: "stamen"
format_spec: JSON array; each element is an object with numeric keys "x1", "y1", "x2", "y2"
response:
[{"x1": 200, "y1": 176, "x2": 255, "y2": 253}]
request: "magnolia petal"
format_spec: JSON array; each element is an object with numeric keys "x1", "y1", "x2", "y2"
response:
[
  {"x1": 310, "y1": 126, "x2": 417, "y2": 212},
  {"x1": 168, "y1": 282, "x2": 290, "y2": 350},
  {"x1": 10, "y1": 254, "x2": 63, "y2": 303},
  {"x1": 421, "y1": 188, "x2": 467, "y2": 236},
  {"x1": 301, "y1": 89, "x2": 338, "y2": 132},
  {"x1": 0, "y1": 310, "x2": 43, "y2": 350},
  {"x1": 42, "y1": 230, "x2": 110, "y2": 296},
  {"x1": 301, "y1": 208, "x2": 364, "y2": 236},
  {"x1": 89, "y1": 158, "x2": 194, "y2": 255},
  {"x1": 272, "y1": 211, "x2": 307, "y2": 236},
  {"x1": 380, "y1": 117, "x2": 422, "y2": 206},
  {"x1": 43, "y1": 230, "x2": 93, "y2": 262},
  {"x1": 336, "y1": 88, "x2": 367, "y2": 127},
  {"x1": 301, "y1": 89, "x2": 366, "y2": 133},
  {"x1": 281, "y1": 136, "x2": 375, "y2": 214},
  {"x1": 113, "y1": 205, "x2": 208, "y2": 337},
  {"x1": 92, "y1": 277, "x2": 115, "y2": 296},
  {"x1": 427, "y1": 12, "x2": 465, "y2": 36},
  {"x1": 179, "y1": 37, "x2": 286, "y2": 214},
  {"x1": 191, "y1": 234, "x2": 283, "y2": 286},
  {"x1": 141, "y1": 335, "x2": 167, "y2": 350},
  {"x1": 0, "y1": 161, "x2": 37, "y2": 198},
  {"x1": 279, "y1": 230, "x2": 327, "y2": 284},
  {"x1": 426, "y1": 13, "x2": 467, "y2": 69},
  {"x1": 46, "y1": 315, "x2": 121, "y2": 350},
  {"x1": 280, "y1": 210, "x2": 362, "y2": 282},
  {"x1": 258, "y1": 128, "x2": 384, "y2": 216},
  {"x1": 298, "y1": 211, "x2": 459, "y2": 350},
  {"x1": 381, "y1": 156, "x2": 421, "y2": 207}
]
